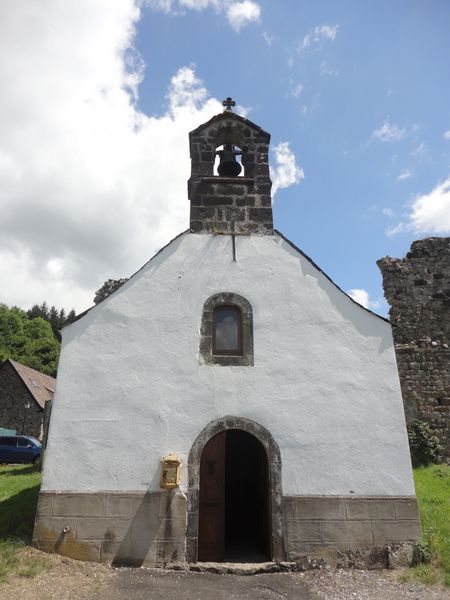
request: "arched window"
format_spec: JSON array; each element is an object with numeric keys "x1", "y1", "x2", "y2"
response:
[
  {"x1": 199, "y1": 293, "x2": 253, "y2": 366},
  {"x1": 212, "y1": 305, "x2": 242, "y2": 355}
]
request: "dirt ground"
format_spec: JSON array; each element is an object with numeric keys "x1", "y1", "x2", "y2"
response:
[{"x1": 0, "y1": 549, "x2": 449, "y2": 600}]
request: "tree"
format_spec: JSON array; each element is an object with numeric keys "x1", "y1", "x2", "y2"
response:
[
  {"x1": 66, "y1": 309, "x2": 76, "y2": 324},
  {"x1": 0, "y1": 304, "x2": 27, "y2": 362},
  {"x1": 94, "y1": 278, "x2": 128, "y2": 304},
  {"x1": 23, "y1": 318, "x2": 60, "y2": 375},
  {"x1": 27, "y1": 303, "x2": 76, "y2": 342},
  {"x1": 0, "y1": 304, "x2": 60, "y2": 376},
  {"x1": 27, "y1": 302, "x2": 49, "y2": 321}
]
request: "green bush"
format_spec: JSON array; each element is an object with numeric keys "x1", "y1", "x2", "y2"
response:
[{"x1": 407, "y1": 419, "x2": 442, "y2": 467}]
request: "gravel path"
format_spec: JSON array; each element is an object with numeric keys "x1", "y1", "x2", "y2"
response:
[
  {"x1": 0, "y1": 550, "x2": 448, "y2": 600},
  {"x1": 303, "y1": 569, "x2": 450, "y2": 600}
]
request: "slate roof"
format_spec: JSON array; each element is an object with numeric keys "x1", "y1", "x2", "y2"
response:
[{"x1": 8, "y1": 359, "x2": 56, "y2": 409}]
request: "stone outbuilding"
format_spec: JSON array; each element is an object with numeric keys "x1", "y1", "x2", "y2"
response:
[
  {"x1": 34, "y1": 104, "x2": 421, "y2": 566},
  {"x1": 378, "y1": 237, "x2": 450, "y2": 462},
  {"x1": 0, "y1": 359, "x2": 55, "y2": 439}
]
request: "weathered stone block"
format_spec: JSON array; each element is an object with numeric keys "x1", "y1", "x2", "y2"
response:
[
  {"x1": 75, "y1": 517, "x2": 130, "y2": 541},
  {"x1": 287, "y1": 521, "x2": 321, "y2": 542},
  {"x1": 237, "y1": 196, "x2": 255, "y2": 207},
  {"x1": 57, "y1": 540, "x2": 101, "y2": 562},
  {"x1": 372, "y1": 520, "x2": 422, "y2": 543},
  {"x1": 322, "y1": 521, "x2": 373, "y2": 544},
  {"x1": 388, "y1": 542, "x2": 418, "y2": 569},
  {"x1": 394, "y1": 498, "x2": 420, "y2": 520},
  {"x1": 158, "y1": 491, "x2": 186, "y2": 518},
  {"x1": 35, "y1": 493, "x2": 54, "y2": 517},
  {"x1": 284, "y1": 496, "x2": 346, "y2": 520},
  {"x1": 345, "y1": 498, "x2": 396, "y2": 520},
  {"x1": 34, "y1": 517, "x2": 77, "y2": 541},
  {"x1": 105, "y1": 493, "x2": 143, "y2": 518},
  {"x1": 203, "y1": 197, "x2": 233, "y2": 206},
  {"x1": 155, "y1": 539, "x2": 185, "y2": 563},
  {"x1": 249, "y1": 208, "x2": 273, "y2": 223},
  {"x1": 53, "y1": 493, "x2": 105, "y2": 517}
]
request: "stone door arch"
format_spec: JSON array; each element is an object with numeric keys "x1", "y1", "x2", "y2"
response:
[{"x1": 186, "y1": 416, "x2": 284, "y2": 562}]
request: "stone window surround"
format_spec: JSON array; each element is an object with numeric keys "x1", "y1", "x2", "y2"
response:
[
  {"x1": 199, "y1": 292, "x2": 254, "y2": 366},
  {"x1": 186, "y1": 415, "x2": 284, "y2": 563}
]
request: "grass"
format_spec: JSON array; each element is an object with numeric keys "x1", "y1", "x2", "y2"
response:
[
  {"x1": 401, "y1": 464, "x2": 450, "y2": 588},
  {"x1": 0, "y1": 464, "x2": 45, "y2": 583}
]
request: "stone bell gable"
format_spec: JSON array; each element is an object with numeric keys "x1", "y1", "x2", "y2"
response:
[{"x1": 188, "y1": 105, "x2": 273, "y2": 235}]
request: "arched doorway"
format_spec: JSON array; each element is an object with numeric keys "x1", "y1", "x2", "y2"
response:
[
  {"x1": 198, "y1": 429, "x2": 270, "y2": 562},
  {"x1": 186, "y1": 416, "x2": 284, "y2": 563}
]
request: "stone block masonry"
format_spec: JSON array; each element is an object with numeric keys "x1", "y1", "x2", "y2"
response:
[
  {"x1": 378, "y1": 237, "x2": 450, "y2": 462},
  {"x1": 33, "y1": 491, "x2": 187, "y2": 566},
  {"x1": 34, "y1": 491, "x2": 421, "y2": 564},
  {"x1": 283, "y1": 496, "x2": 421, "y2": 559},
  {"x1": 188, "y1": 111, "x2": 273, "y2": 235}
]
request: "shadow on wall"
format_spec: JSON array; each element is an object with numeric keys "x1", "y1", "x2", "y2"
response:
[{"x1": 110, "y1": 489, "x2": 186, "y2": 567}]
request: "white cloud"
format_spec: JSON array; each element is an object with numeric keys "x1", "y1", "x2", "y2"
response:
[
  {"x1": 147, "y1": 0, "x2": 261, "y2": 31},
  {"x1": 397, "y1": 169, "x2": 412, "y2": 181},
  {"x1": 319, "y1": 59, "x2": 339, "y2": 77},
  {"x1": 371, "y1": 119, "x2": 405, "y2": 143},
  {"x1": 386, "y1": 177, "x2": 450, "y2": 236},
  {"x1": 146, "y1": 0, "x2": 219, "y2": 13},
  {"x1": 408, "y1": 177, "x2": 450, "y2": 233},
  {"x1": 0, "y1": 2, "x2": 224, "y2": 312},
  {"x1": 410, "y1": 141, "x2": 427, "y2": 156},
  {"x1": 298, "y1": 25, "x2": 338, "y2": 52},
  {"x1": 179, "y1": 0, "x2": 219, "y2": 9},
  {"x1": 270, "y1": 142, "x2": 304, "y2": 197},
  {"x1": 226, "y1": 1, "x2": 261, "y2": 32},
  {"x1": 347, "y1": 289, "x2": 380, "y2": 310},
  {"x1": 382, "y1": 208, "x2": 394, "y2": 217},
  {"x1": 288, "y1": 82, "x2": 303, "y2": 98},
  {"x1": 443, "y1": 130, "x2": 450, "y2": 140},
  {"x1": 263, "y1": 32, "x2": 275, "y2": 46},
  {"x1": 0, "y1": 2, "x2": 297, "y2": 314}
]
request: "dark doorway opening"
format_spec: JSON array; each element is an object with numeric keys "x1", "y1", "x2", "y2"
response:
[{"x1": 198, "y1": 429, "x2": 271, "y2": 562}]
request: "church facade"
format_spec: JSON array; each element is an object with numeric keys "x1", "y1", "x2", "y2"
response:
[{"x1": 34, "y1": 103, "x2": 421, "y2": 565}]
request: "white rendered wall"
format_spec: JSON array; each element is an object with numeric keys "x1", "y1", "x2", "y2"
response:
[{"x1": 43, "y1": 232, "x2": 415, "y2": 496}]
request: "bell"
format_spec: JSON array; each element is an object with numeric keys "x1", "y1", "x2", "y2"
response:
[{"x1": 217, "y1": 143, "x2": 242, "y2": 177}]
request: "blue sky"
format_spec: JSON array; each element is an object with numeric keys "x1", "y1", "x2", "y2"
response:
[{"x1": 0, "y1": 1, "x2": 449, "y2": 313}]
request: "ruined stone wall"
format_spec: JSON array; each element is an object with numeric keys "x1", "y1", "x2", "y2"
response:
[
  {"x1": 0, "y1": 361, "x2": 43, "y2": 438},
  {"x1": 377, "y1": 237, "x2": 450, "y2": 462}
]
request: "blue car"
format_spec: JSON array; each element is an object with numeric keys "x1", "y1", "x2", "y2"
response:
[{"x1": 0, "y1": 435, "x2": 41, "y2": 464}]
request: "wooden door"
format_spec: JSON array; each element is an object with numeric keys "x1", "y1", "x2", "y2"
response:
[{"x1": 198, "y1": 432, "x2": 226, "y2": 561}]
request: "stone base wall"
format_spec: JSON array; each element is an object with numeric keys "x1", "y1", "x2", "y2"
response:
[
  {"x1": 33, "y1": 491, "x2": 187, "y2": 566},
  {"x1": 34, "y1": 491, "x2": 421, "y2": 565},
  {"x1": 283, "y1": 496, "x2": 421, "y2": 560}
]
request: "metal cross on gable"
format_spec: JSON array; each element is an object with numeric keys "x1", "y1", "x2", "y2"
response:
[{"x1": 222, "y1": 97, "x2": 236, "y2": 111}]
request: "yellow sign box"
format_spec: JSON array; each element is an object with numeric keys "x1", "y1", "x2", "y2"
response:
[{"x1": 160, "y1": 453, "x2": 181, "y2": 489}]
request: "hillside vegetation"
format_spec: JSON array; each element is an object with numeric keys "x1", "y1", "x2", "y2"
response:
[{"x1": 0, "y1": 302, "x2": 76, "y2": 376}]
